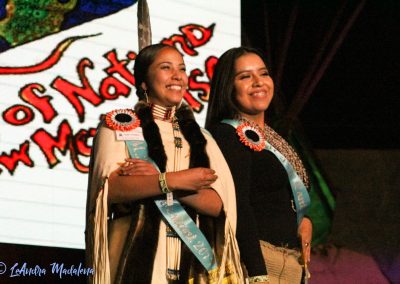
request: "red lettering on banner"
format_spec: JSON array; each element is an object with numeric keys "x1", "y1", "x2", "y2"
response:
[
  {"x1": 205, "y1": 56, "x2": 218, "y2": 81},
  {"x1": 0, "y1": 141, "x2": 34, "y2": 174},
  {"x1": 30, "y1": 120, "x2": 95, "y2": 172},
  {"x1": 162, "y1": 24, "x2": 215, "y2": 56},
  {"x1": 51, "y1": 59, "x2": 103, "y2": 122},
  {"x1": 180, "y1": 24, "x2": 215, "y2": 49},
  {"x1": 99, "y1": 76, "x2": 131, "y2": 100},
  {"x1": 188, "y1": 56, "x2": 218, "y2": 102},
  {"x1": 70, "y1": 128, "x2": 96, "y2": 173},
  {"x1": 189, "y1": 69, "x2": 210, "y2": 102},
  {"x1": 183, "y1": 90, "x2": 203, "y2": 113},
  {"x1": 163, "y1": 35, "x2": 196, "y2": 56},
  {"x1": 2, "y1": 104, "x2": 35, "y2": 125},
  {"x1": 74, "y1": 128, "x2": 96, "y2": 157},
  {"x1": 19, "y1": 83, "x2": 58, "y2": 123},
  {"x1": 0, "y1": 35, "x2": 91, "y2": 75},
  {"x1": 0, "y1": 24, "x2": 219, "y2": 175},
  {"x1": 31, "y1": 120, "x2": 72, "y2": 168},
  {"x1": 103, "y1": 49, "x2": 136, "y2": 85},
  {"x1": 185, "y1": 56, "x2": 218, "y2": 110}
]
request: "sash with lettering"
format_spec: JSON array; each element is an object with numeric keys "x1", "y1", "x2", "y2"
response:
[
  {"x1": 222, "y1": 119, "x2": 311, "y2": 224},
  {"x1": 124, "y1": 136, "x2": 217, "y2": 273}
]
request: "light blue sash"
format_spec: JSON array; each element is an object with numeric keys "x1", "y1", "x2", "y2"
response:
[
  {"x1": 222, "y1": 119, "x2": 311, "y2": 224},
  {"x1": 125, "y1": 137, "x2": 217, "y2": 271}
]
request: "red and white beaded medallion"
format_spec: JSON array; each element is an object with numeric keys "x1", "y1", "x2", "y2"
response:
[
  {"x1": 236, "y1": 121, "x2": 266, "y2": 152},
  {"x1": 105, "y1": 109, "x2": 140, "y2": 131}
]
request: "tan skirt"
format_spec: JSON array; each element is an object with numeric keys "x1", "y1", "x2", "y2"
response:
[{"x1": 259, "y1": 240, "x2": 303, "y2": 284}]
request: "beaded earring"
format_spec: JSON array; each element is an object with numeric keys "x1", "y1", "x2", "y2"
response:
[{"x1": 144, "y1": 89, "x2": 149, "y2": 103}]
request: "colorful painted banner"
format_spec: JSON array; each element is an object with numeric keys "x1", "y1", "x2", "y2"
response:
[{"x1": 0, "y1": 0, "x2": 240, "y2": 249}]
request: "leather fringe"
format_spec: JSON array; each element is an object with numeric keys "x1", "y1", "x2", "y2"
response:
[{"x1": 116, "y1": 101, "x2": 215, "y2": 283}]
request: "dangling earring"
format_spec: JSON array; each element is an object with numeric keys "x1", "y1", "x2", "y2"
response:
[
  {"x1": 144, "y1": 89, "x2": 149, "y2": 103},
  {"x1": 177, "y1": 99, "x2": 183, "y2": 109}
]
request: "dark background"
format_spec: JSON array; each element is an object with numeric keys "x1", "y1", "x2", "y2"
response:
[
  {"x1": 242, "y1": 0, "x2": 399, "y2": 149},
  {"x1": 242, "y1": 1, "x2": 400, "y2": 282}
]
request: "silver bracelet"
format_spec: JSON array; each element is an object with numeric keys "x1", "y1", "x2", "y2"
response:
[{"x1": 159, "y1": 172, "x2": 171, "y2": 194}]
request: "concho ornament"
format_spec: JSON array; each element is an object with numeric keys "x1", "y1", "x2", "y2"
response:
[
  {"x1": 236, "y1": 121, "x2": 266, "y2": 151},
  {"x1": 105, "y1": 109, "x2": 140, "y2": 131}
]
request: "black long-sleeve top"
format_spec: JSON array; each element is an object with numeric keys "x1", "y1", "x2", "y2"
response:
[{"x1": 209, "y1": 122, "x2": 299, "y2": 277}]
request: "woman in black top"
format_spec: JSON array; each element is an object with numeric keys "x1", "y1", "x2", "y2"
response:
[{"x1": 205, "y1": 47, "x2": 312, "y2": 284}]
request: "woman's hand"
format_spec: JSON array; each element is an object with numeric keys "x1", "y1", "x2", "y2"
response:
[
  {"x1": 118, "y1": 160, "x2": 217, "y2": 192},
  {"x1": 118, "y1": 158, "x2": 158, "y2": 176},
  {"x1": 111, "y1": 163, "x2": 218, "y2": 212},
  {"x1": 298, "y1": 217, "x2": 313, "y2": 264},
  {"x1": 167, "y1": 168, "x2": 218, "y2": 191}
]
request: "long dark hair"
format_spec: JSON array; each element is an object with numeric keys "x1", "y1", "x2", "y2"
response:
[
  {"x1": 205, "y1": 46, "x2": 270, "y2": 129},
  {"x1": 133, "y1": 43, "x2": 177, "y2": 101}
]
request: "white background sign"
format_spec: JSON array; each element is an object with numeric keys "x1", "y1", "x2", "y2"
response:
[{"x1": 0, "y1": 0, "x2": 240, "y2": 249}]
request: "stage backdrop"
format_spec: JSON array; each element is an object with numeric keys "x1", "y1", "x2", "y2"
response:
[{"x1": 0, "y1": 0, "x2": 240, "y2": 249}]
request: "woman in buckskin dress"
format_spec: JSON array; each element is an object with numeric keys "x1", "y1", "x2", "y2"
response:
[{"x1": 85, "y1": 44, "x2": 243, "y2": 284}]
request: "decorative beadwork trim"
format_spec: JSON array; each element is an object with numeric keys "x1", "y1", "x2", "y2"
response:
[
  {"x1": 238, "y1": 117, "x2": 310, "y2": 189},
  {"x1": 263, "y1": 123, "x2": 310, "y2": 189},
  {"x1": 105, "y1": 109, "x2": 140, "y2": 131},
  {"x1": 151, "y1": 103, "x2": 176, "y2": 122},
  {"x1": 248, "y1": 274, "x2": 270, "y2": 283},
  {"x1": 236, "y1": 121, "x2": 266, "y2": 152}
]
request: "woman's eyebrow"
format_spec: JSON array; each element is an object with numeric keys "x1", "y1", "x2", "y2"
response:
[
  {"x1": 235, "y1": 67, "x2": 268, "y2": 75},
  {"x1": 156, "y1": 61, "x2": 185, "y2": 66}
]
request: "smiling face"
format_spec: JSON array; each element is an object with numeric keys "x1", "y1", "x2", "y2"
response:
[
  {"x1": 141, "y1": 47, "x2": 188, "y2": 107},
  {"x1": 233, "y1": 52, "x2": 274, "y2": 119}
]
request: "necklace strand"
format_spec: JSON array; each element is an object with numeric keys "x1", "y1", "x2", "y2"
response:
[{"x1": 166, "y1": 115, "x2": 182, "y2": 280}]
